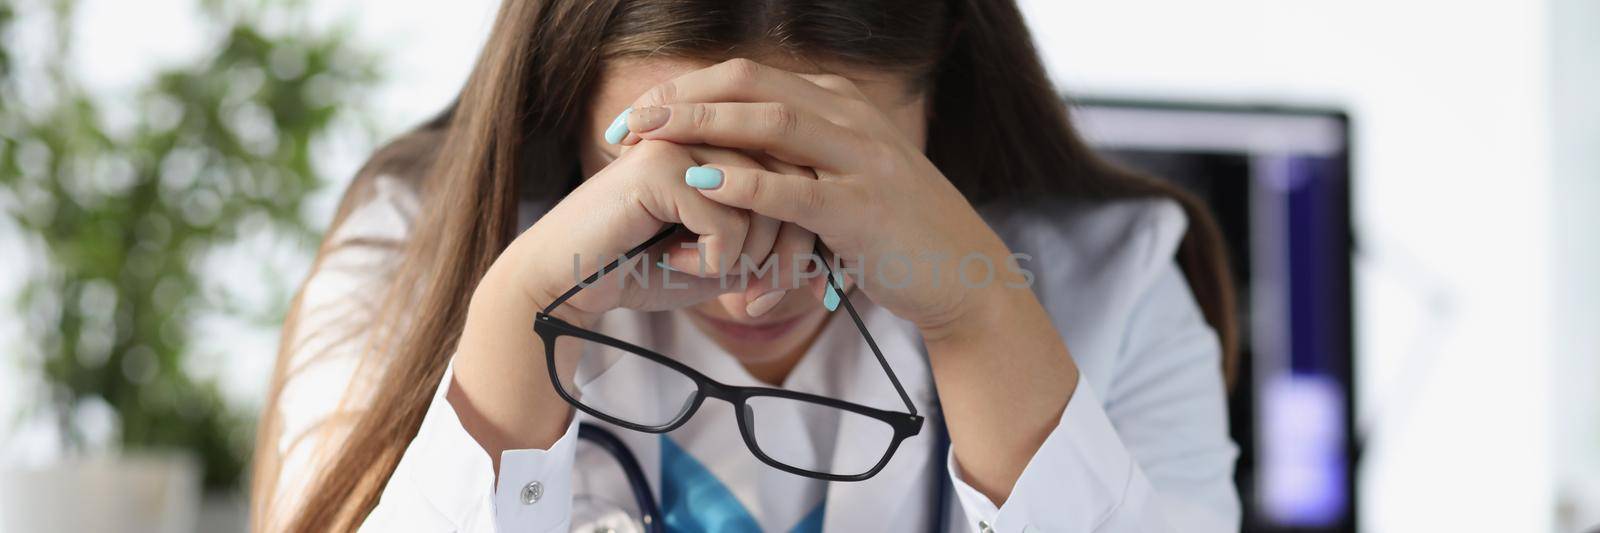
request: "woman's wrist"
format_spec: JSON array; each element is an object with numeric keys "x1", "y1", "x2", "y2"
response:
[
  {"x1": 488, "y1": 231, "x2": 603, "y2": 329},
  {"x1": 916, "y1": 271, "x2": 1078, "y2": 503},
  {"x1": 452, "y1": 248, "x2": 587, "y2": 458},
  {"x1": 913, "y1": 231, "x2": 1028, "y2": 345},
  {"x1": 917, "y1": 280, "x2": 1020, "y2": 349}
]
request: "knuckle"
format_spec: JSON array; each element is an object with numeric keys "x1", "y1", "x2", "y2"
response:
[
  {"x1": 766, "y1": 103, "x2": 800, "y2": 138},
  {"x1": 801, "y1": 181, "x2": 827, "y2": 213},
  {"x1": 816, "y1": 74, "x2": 857, "y2": 93},
  {"x1": 740, "y1": 169, "x2": 766, "y2": 204},
  {"x1": 861, "y1": 138, "x2": 896, "y2": 174},
  {"x1": 621, "y1": 173, "x2": 665, "y2": 219},
  {"x1": 619, "y1": 176, "x2": 645, "y2": 204},
  {"x1": 721, "y1": 58, "x2": 762, "y2": 86},
  {"x1": 642, "y1": 82, "x2": 677, "y2": 106},
  {"x1": 689, "y1": 103, "x2": 717, "y2": 130}
]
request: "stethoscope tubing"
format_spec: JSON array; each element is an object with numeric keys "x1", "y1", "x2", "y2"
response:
[
  {"x1": 578, "y1": 422, "x2": 665, "y2": 533},
  {"x1": 576, "y1": 417, "x2": 951, "y2": 533}
]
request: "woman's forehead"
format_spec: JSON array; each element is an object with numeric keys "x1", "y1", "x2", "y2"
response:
[{"x1": 592, "y1": 56, "x2": 916, "y2": 109}]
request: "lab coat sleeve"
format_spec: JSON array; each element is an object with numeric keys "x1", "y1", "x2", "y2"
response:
[
  {"x1": 361, "y1": 361, "x2": 583, "y2": 533},
  {"x1": 945, "y1": 265, "x2": 1240, "y2": 532},
  {"x1": 258, "y1": 174, "x2": 421, "y2": 530}
]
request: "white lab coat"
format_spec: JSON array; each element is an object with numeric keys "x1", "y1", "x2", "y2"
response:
[{"x1": 267, "y1": 175, "x2": 1240, "y2": 532}]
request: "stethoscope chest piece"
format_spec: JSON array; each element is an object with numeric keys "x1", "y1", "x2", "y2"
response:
[{"x1": 571, "y1": 493, "x2": 648, "y2": 533}]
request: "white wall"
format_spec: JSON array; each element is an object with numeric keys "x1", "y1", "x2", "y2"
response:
[{"x1": 1016, "y1": 0, "x2": 1558, "y2": 531}]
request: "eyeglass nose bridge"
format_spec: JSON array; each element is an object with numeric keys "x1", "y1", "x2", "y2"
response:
[
  {"x1": 692, "y1": 378, "x2": 743, "y2": 405},
  {"x1": 647, "y1": 379, "x2": 740, "y2": 433}
]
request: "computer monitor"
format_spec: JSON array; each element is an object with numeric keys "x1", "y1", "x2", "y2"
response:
[{"x1": 1073, "y1": 99, "x2": 1357, "y2": 532}]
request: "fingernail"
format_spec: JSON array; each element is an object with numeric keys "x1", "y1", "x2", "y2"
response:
[
  {"x1": 685, "y1": 166, "x2": 723, "y2": 189},
  {"x1": 746, "y1": 290, "x2": 786, "y2": 317},
  {"x1": 604, "y1": 107, "x2": 632, "y2": 144},
  {"x1": 628, "y1": 106, "x2": 670, "y2": 133},
  {"x1": 823, "y1": 272, "x2": 843, "y2": 311}
]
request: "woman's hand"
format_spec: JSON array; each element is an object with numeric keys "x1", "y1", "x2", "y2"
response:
[
  {"x1": 506, "y1": 141, "x2": 811, "y2": 324},
  {"x1": 614, "y1": 59, "x2": 1082, "y2": 504},
  {"x1": 450, "y1": 139, "x2": 803, "y2": 464},
  {"x1": 616, "y1": 58, "x2": 1017, "y2": 339}
]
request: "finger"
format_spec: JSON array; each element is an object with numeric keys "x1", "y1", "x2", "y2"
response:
[
  {"x1": 629, "y1": 102, "x2": 867, "y2": 170},
  {"x1": 729, "y1": 153, "x2": 817, "y2": 317},
  {"x1": 689, "y1": 156, "x2": 780, "y2": 319},
  {"x1": 625, "y1": 141, "x2": 749, "y2": 276},
  {"x1": 619, "y1": 256, "x2": 746, "y2": 312},
  {"x1": 743, "y1": 152, "x2": 816, "y2": 297},
  {"x1": 795, "y1": 72, "x2": 868, "y2": 100},
  {"x1": 746, "y1": 151, "x2": 818, "y2": 278},
  {"x1": 630, "y1": 58, "x2": 859, "y2": 126},
  {"x1": 743, "y1": 220, "x2": 816, "y2": 317},
  {"x1": 662, "y1": 190, "x2": 748, "y2": 277},
  {"x1": 750, "y1": 151, "x2": 814, "y2": 179},
  {"x1": 685, "y1": 146, "x2": 781, "y2": 270},
  {"x1": 686, "y1": 163, "x2": 854, "y2": 238}
]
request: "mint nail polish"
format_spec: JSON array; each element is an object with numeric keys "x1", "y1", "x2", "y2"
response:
[
  {"x1": 604, "y1": 107, "x2": 632, "y2": 144},
  {"x1": 685, "y1": 166, "x2": 723, "y2": 189},
  {"x1": 823, "y1": 272, "x2": 843, "y2": 311}
]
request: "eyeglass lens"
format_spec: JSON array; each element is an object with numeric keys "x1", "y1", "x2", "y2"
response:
[{"x1": 555, "y1": 333, "x2": 896, "y2": 477}]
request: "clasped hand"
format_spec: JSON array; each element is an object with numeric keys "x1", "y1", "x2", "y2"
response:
[{"x1": 522, "y1": 58, "x2": 1022, "y2": 339}]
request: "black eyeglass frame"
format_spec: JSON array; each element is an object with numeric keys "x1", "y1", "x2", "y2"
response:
[{"x1": 532, "y1": 224, "x2": 924, "y2": 482}]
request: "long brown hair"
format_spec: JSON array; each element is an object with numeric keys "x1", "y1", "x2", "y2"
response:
[{"x1": 251, "y1": 1, "x2": 1238, "y2": 530}]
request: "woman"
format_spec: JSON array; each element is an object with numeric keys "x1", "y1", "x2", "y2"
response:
[{"x1": 251, "y1": 0, "x2": 1241, "y2": 531}]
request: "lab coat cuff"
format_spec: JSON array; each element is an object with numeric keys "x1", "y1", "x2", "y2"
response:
[
  {"x1": 946, "y1": 373, "x2": 1133, "y2": 532},
  {"x1": 493, "y1": 412, "x2": 581, "y2": 531}
]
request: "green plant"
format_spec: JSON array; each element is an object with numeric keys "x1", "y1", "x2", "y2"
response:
[{"x1": 0, "y1": 0, "x2": 378, "y2": 490}]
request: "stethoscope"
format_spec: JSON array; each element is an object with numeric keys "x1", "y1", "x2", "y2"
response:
[{"x1": 575, "y1": 416, "x2": 952, "y2": 533}]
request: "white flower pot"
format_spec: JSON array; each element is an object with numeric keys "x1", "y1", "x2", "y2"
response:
[{"x1": 0, "y1": 453, "x2": 201, "y2": 533}]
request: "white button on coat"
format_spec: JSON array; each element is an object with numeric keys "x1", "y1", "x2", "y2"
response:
[{"x1": 521, "y1": 481, "x2": 542, "y2": 505}]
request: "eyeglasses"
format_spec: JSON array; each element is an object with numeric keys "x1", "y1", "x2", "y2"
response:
[{"x1": 533, "y1": 224, "x2": 923, "y2": 481}]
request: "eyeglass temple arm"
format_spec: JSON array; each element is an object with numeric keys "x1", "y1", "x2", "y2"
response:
[
  {"x1": 542, "y1": 224, "x2": 682, "y2": 315},
  {"x1": 816, "y1": 247, "x2": 920, "y2": 417}
]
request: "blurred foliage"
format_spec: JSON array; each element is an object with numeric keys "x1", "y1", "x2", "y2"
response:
[{"x1": 0, "y1": 0, "x2": 378, "y2": 490}]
